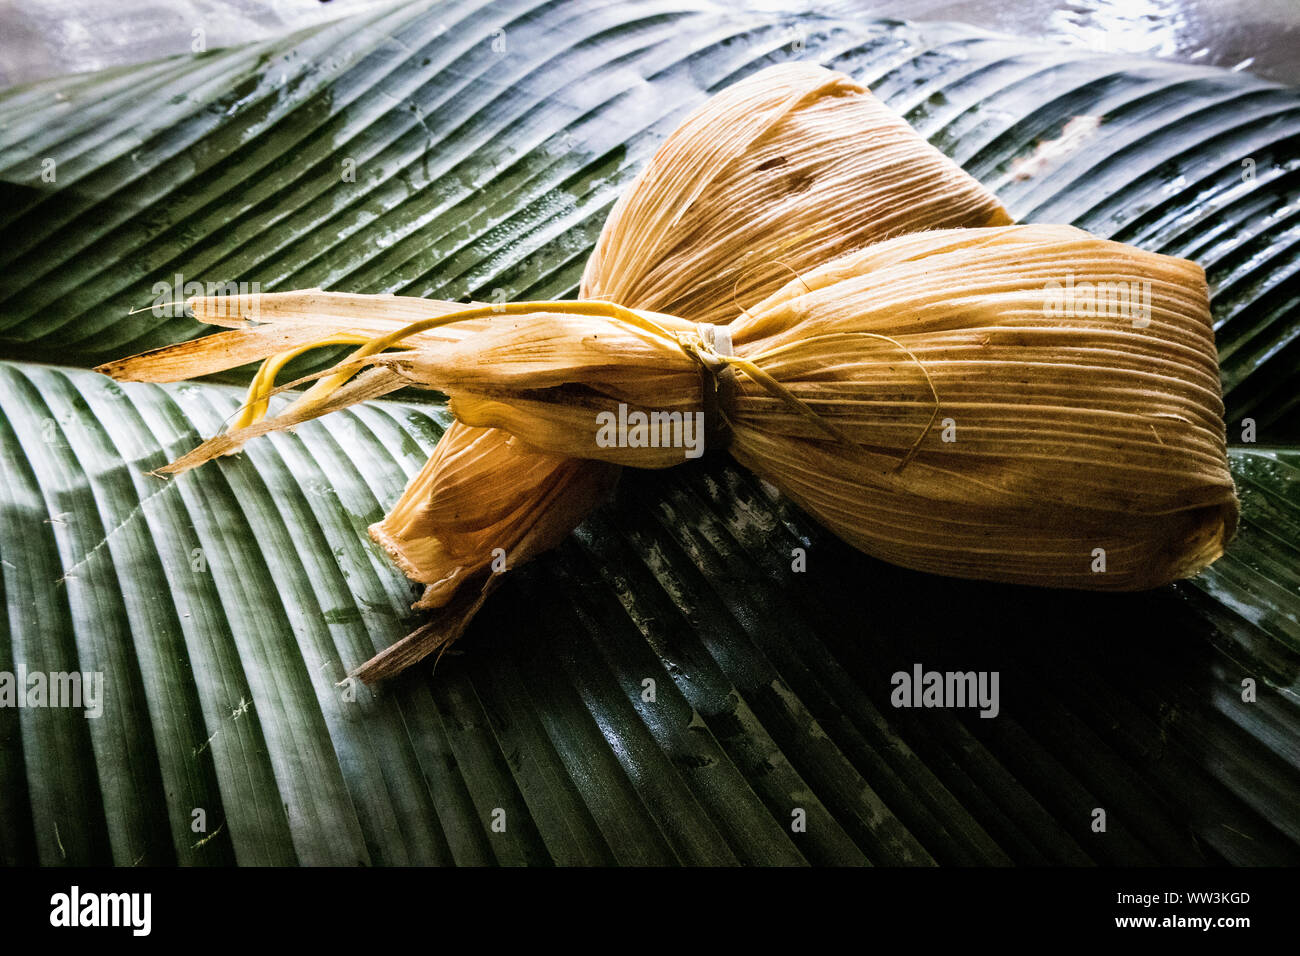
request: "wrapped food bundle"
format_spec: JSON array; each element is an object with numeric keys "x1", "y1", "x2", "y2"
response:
[{"x1": 100, "y1": 64, "x2": 1237, "y2": 681}]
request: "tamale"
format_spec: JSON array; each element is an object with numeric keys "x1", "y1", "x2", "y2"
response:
[{"x1": 98, "y1": 80, "x2": 1238, "y2": 682}]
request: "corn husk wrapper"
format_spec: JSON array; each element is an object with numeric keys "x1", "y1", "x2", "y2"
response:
[
  {"x1": 366, "y1": 61, "x2": 1011, "y2": 628},
  {"x1": 369, "y1": 224, "x2": 1237, "y2": 591}
]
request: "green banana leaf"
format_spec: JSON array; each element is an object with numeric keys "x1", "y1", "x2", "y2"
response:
[{"x1": 0, "y1": 0, "x2": 1296, "y2": 866}]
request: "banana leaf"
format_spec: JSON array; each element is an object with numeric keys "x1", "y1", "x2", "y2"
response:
[{"x1": 0, "y1": 0, "x2": 1296, "y2": 865}]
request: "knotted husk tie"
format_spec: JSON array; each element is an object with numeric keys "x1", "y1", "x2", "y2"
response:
[{"x1": 694, "y1": 323, "x2": 738, "y2": 451}]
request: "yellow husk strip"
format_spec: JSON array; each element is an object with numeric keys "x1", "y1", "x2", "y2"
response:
[
  {"x1": 97, "y1": 292, "x2": 497, "y2": 466},
  {"x1": 101, "y1": 291, "x2": 497, "y2": 386}
]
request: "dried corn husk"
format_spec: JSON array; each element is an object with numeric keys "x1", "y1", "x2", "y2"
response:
[
  {"x1": 100, "y1": 290, "x2": 494, "y2": 393},
  {"x1": 370, "y1": 429, "x2": 618, "y2": 609}
]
